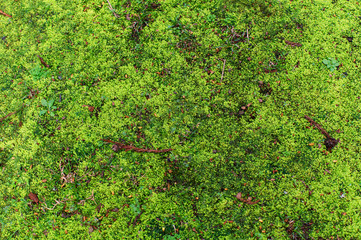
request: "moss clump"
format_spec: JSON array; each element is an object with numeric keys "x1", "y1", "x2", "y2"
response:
[{"x1": 1, "y1": 0, "x2": 361, "y2": 239}]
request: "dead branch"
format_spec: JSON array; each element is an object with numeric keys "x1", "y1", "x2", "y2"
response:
[
  {"x1": 304, "y1": 115, "x2": 330, "y2": 138},
  {"x1": 86, "y1": 190, "x2": 97, "y2": 205},
  {"x1": 0, "y1": 10, "x2": 12, "y2": 18},
  {"x1": 285, "y1": 40, "x2": 302, "y2": 47},
  {"x1": 101, "y1": 139, "x2": 173, "y2": 153},
  {"x1": 304, "y1": 115, "x2": 339, "y2": 152},
  {"x1": 37, "y1": 55, "x2": 50, "y2": 68},
  {"x1": 43, "y1": 198, "x2": 69, "y2": 211},
  {"x1": 0, "y1": 110, "x2": 17, "y2": 122},
  {"x1": 106, "y1": 0, "x2": 120, "y2": 18},
  {"x1": 0, "y1": 104, "x2": 25, "y2": 122}
]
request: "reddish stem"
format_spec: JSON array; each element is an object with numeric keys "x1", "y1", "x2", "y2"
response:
[
  {"x1": 101, "y1": 139, "x2": 173, "y2": 153},
  {"x1": 0, "y1": 10, "x2": 12, "y2": 18}
]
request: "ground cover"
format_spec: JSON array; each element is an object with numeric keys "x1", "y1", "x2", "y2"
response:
[{"x1": 1, "y1": 0, "x2": 361, "y2": 239}]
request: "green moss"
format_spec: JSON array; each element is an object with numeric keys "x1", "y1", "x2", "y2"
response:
[{"x1": 1, "y1": 0, "x2": 361, "y2": 239}]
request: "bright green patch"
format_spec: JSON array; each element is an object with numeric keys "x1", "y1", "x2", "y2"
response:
[{"x1": 1, "y1": 0, "x2": 361, "y2": 239}]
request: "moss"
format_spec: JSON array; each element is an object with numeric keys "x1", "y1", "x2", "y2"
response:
[{"x1": 1, "y1": 0, "x2": 361, "y2": 239}]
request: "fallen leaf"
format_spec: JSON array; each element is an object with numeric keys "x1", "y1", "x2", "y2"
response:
[
  {"x1": 29, "y1": 193, "x2": 39, "y2": 204},
  {"x1": 112, "y1": 144, "x2": 120, "y2": 152},
  {"x1": 82, "y1": 105, "x2": 95, "y2": 112}
]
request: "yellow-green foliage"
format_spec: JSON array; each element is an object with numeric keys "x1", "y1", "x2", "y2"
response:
[{"x1": 1, "y1": 0, "x2": 361, "y2": 239}]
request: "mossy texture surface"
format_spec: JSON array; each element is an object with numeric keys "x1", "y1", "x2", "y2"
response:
[{"x1": 1, "y1": 0, "x2": 361, "y2": 239}]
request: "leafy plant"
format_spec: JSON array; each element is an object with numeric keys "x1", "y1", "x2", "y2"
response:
[
  {"x1": 29, "y1": 64, "x2": 50, "y2": 82},
  {"x1": 322, "y1": 57, "x2": 340, "y2": 72},
  {"x1": 39, "y1": 98, "x2": 56, "y2": 117},
  {"x1": 130, "y1": 197, "x2": 141, "y2": 216}
]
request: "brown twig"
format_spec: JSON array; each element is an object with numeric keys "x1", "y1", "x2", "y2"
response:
[
  {"x1": 0, "y1": 10, "x2": 12, "y2": 18},
  {"x1": 285, "y1": 40, "x2": 302, "y2": 47},
  {"x1": 101, "y1": 139, "x2": 173, "y2": 153},
  {"x1": 106, "y1": 0, "x2": 120, "y2": 18},
  {"x1": 43, "y1": 198, "x2": 69, "y2": 211},
  {"x1": 304, "y1": 115, "x2": 339, "y2": 152},
  {"x1": 86, "y1": 190, "x2": 97, "y2": 205},
  {"x1": 37, "y1": 55, "x2": 50, "y2": 68},
  {"x1": 292, "y1": 61, "x2": 300, "y2": 71},
  {"x1": 0, "y1": 104, "x2": 25, "y2": 122},
  {"x1": 304, "y1": 115, "x2": 330, "y2": 138},
  {"x1": 0, "y1": 110, "x2": 17, "y2": 122},
  {"x1": 131, "y1": 211, "x2": 143, "y2": 226}
]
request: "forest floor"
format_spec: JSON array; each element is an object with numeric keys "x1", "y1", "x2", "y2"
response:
[{"x1": 1, "y1": 0, "x2": 361, "y2": 239}]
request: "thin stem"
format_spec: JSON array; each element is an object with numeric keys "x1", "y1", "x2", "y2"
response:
[{"x1": 220, "y1": 59, "x2": 226, "y2": 83}]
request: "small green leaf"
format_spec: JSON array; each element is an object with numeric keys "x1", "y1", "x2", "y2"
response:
[
  {"x1": 39, "y1": 110, "x2": 47, "y2": 115},
  {"x1": 97, "y1": 141, "x2": 104, "y2": 147},
  {"x1": 51, "y1": 106, "x2": 57, "y2": 109},
  {"x1": 50, "y1": 112, "x2": 55, "y2": 117},
  {"x1": 47, "y1": 99, "x2": 54, "y2": 108},
  {"x1": 41, "y1": 99, "x2": 48, "y2": 107}
]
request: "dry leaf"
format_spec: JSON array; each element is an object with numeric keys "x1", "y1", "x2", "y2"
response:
[
  {"x1": 112, "y1": 144, "x2": 120, "y2": 152},
  {"x1": 29, "y1": 192, "x2": 39, "y2": 204},
  {"x1": 82, "y1": 105, "x2": 95, "y2": 112},
  {"x1": 236, "y1": 192, "x2": 242, "y2": 200}
]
